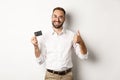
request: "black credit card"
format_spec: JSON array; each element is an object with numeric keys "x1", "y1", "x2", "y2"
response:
[{"x1": 34, "y1": 30, "x2": 42, "y2": 36}]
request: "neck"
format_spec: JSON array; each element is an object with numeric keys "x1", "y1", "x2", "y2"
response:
[{"x1": 53, "y1": 27, "x2": 63, "y2": 35}]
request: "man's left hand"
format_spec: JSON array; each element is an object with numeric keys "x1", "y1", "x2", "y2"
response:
[{"x1": 73, "y1": 30, "x2": 83, "y2": 44}]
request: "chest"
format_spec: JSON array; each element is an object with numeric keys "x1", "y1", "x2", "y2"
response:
[{"x1": 45, "y1": 34, "x2": 73, "y2": 52}]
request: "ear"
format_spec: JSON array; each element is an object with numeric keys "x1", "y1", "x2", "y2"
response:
[{"x1": 64, "y1": 16, "x2": 66, "y2": 21}]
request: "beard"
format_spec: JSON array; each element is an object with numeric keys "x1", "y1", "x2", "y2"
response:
[{"x1": 52, "y1": 21, "x2": 64, "y2": 29}]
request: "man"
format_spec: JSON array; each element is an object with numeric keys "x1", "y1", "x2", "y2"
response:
[{"x1": 31, "y1": 7, "x2": 88, "y2": 80}]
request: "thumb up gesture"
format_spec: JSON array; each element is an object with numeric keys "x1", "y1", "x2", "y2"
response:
[
  {"x1": 73, "y1": 30, "x2": 87, "y2": 54},
  {"x1": 73, "y1": 30, "x2": 83, "y2": 44}
]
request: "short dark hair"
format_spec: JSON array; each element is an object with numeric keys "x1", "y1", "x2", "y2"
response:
[{"x1": 53, "y1": 7, "x2": 66, "y2": 15}]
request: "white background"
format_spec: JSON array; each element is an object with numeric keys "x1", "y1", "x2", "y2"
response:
[{"x1": 0, "y1": 0, "x2": 120, "y2": 80}]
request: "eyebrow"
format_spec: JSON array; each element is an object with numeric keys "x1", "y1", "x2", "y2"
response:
[{"x1": 52, "y1": 14, "x2": 64, "y2": 17}]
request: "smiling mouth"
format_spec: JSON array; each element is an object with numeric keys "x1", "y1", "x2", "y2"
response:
[
  {"x1": 54, "y1": 22, "x2": 61, "y2": 25},
  {"x1": 55, "y1": 21, "x2": 61, "y2": 23}
]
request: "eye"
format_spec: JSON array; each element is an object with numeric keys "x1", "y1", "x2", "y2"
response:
[
  {"x1": 59, "y1": 16, "x2": 64, "y2": 19},
  {"x1": 52, "y1": 15, "x2": 57, "y2": 18},
  {"x1": 52, "y1": 15, "x2": 64, "y2": 19}
]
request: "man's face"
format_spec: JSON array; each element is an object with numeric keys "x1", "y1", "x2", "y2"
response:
[{"x1": 52, "y1": 10, "x2": 65, "y2": 29}]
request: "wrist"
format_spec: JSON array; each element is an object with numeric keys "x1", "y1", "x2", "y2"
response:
[
  {"x1": 77, "y1": 41, "x2": 83, "y2": 45},
  {"x1": 34, "y1": 45, "x2": 39, "y2": 48}
]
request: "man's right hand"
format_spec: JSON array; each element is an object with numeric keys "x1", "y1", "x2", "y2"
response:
[
  {"x1": 31, "y1": 36, "x2": 41, "y2": 58},
  {"x1": 31, "y1": 36, "x2": 38, "y2": 47}
]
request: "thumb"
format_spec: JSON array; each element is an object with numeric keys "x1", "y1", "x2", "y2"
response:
[{"x1": 77, "y1": 30, "x2": 80, "y2": 36}]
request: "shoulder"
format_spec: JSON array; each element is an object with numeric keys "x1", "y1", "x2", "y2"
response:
[
  {"x1": 42, "y1": 27, "x2": 52, "y2": 36},
  {"x1": 65, "y1": 29, "x2": 75, "y2": 36},
  {"x1": 41, "y1": 27, "x2": 53, "y2": 41}
]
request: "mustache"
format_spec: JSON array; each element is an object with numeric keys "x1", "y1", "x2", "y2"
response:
[
  {"x1": 54, "y1": 21, "x2": 61, "y2": 23},
  {"x1": 52, "y1": 22, "x2": 63, "y2": 29}
]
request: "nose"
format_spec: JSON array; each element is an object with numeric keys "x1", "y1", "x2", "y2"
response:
[{"x1": 55, "y1": 17, "x2": 59, "y2": 21}]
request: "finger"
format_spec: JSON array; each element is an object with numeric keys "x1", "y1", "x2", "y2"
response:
[
  {"x1": 31, "y1": 36, "x2": 37, "y2": 42},
  {"x1": 33, "y1": 36, "x2": 37, "y2": 40},
  {"x1": 77, "y1": 30, "x2": 80, "y2": 36}
]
